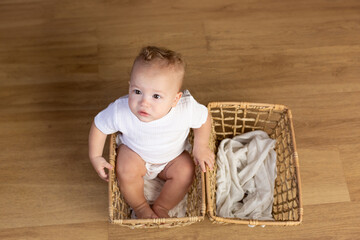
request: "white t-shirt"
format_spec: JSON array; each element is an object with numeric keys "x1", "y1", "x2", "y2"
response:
[{"x1": 94, "y1": 90, "x2": 208, "y2": 164}]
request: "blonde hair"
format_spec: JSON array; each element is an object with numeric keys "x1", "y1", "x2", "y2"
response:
[{"x1": 131, "y1": 46, "x2": 186, "y2": 75}]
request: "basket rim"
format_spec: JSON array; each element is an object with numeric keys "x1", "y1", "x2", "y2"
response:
[
  {"x1": 110, "y1": 215, "x2": 205, "y2": 225},
  {"x1": 207, "y1": 213, "x2": 302, "y2": 226},
  {"x1": 207, "y1": 101, "x2": 289, "y2": 112}
]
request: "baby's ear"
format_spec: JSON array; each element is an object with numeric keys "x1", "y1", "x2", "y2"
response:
[{"x1": 172, "y1": 92, "x2": 183, "y2": 107}]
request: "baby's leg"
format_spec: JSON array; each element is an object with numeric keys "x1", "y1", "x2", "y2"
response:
[
  {"x1": 116, "y1": 144, "x2": 158, "y2": 219},
  {"x1": 153, "y1": 151, "x2": 195, "y2": 218}
]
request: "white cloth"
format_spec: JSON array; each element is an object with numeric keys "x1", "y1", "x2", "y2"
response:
[
  {"x1": 216, "y1": 130, "x2": 277, "y2": 220},
  {"x1": 94, "y1": 90, "x2": 208, "y2": 164},
  {"x1": 130, "y1": 177, "x2": 188, "y2": 219}
]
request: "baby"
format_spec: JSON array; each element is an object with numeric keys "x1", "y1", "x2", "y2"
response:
[{"x1": 88, "y1": 46, "x2": 215, "y2": 219}]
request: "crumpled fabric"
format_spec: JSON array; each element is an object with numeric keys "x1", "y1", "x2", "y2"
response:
[
  {"x1": 216, "y1": 130, "x2": 277, "y2": 220},
  {"x1": 131, "y1": 177, "x2": 187, "y2": 218}
]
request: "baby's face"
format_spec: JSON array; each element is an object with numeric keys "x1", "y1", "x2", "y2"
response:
[{"x1": 128, "y1": 62, "x2": 183, "y2": 122}]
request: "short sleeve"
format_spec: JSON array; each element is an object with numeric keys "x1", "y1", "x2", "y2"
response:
[
  {"x1": 94, "y1": 101, "x2": 119, "y2": 134},
  {"x1": 189, "y1": 95, "x2": 208, "y2": 128}
]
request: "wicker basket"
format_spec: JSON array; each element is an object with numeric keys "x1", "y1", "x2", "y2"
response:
[
  {"x1": 108, "y1": 132, "x2": 206, "y2": 229},
  {"x1": 206, "y1": 102, "x2": 303, "y2": 226}
]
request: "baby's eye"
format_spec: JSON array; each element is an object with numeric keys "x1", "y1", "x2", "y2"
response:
[
  {"x1": 134, "y1": 89, "x2": 141, "y2": 95},
  {"x1": 153, "y1": 94, "x2": 161, "y2": 99}
]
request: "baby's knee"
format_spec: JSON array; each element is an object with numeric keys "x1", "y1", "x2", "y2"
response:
[
  {"x1": 116, "y1": 163, "x2": 140, "y2": 181},
  {"x1": 175, "y1": 159, "x2": 195, "y2": 185},
  {"x1": 116, "y1": 153, "x2": 146, "y2": 181}
]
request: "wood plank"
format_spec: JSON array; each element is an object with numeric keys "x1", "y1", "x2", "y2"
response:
[
  {"x1": 0, "y1": 221, "x2": 108, "y2": 240},
  {"x1": 339, "y1": 144, "x2": 360, "y2": 202},
  {"x1": 298, "y1": 148, "x2": 350, "y2": 206},
  {"x1": 0, "y1": 113, "x2": 110, "y2": 229}
]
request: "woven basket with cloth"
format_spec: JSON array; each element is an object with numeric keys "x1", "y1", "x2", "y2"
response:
[{"x1": 108, "y1": 102, "x2": 303, "y2": 228}]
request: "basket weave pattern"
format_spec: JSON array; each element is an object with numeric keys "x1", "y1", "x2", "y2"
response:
[
  {"x1": 108, "y1": 133, "x2": 206, "y2": 228},
  {"x1": 206, "y1": 102, "x2": 303, "y2": 226}
]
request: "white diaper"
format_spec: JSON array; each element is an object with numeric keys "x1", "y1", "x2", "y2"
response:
[{"x1": 144, "y1": 162, "x2": 168, "y2": 180}]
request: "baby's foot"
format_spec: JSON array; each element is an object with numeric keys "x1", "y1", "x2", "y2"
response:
[
  {"x1": 133, "y1": 202, "x2": 159, "y2": 219},
  {"x1": 152, "y1": 204, "x2": 170, "y2": 218}
]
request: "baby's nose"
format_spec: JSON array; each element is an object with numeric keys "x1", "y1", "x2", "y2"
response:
[{"x1": 140, "y1": 97, "x2": 150, "y2": 107}]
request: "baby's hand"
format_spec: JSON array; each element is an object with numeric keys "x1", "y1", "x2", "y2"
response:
[
  {"x1": 192, "y1": 146, "x2": 215, "y2": 172},
  {"x1": 90, "y1": 156, "x2": 114, "y2": 182}
]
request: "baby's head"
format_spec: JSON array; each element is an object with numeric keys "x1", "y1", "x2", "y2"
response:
[{"x1": 128, "y1": 46, "x2": 186, "y2": 122}]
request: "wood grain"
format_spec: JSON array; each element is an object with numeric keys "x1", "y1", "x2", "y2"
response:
[
  {"x1": 299, "y1": 148, "x2": 350, "y2": 206},
  {"x1": 0, "y1": 0, "x2": 359, "y2": 239}
]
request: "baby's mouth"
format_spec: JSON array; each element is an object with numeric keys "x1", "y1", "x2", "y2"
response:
[{"x1": 139, "y1": 110, "x2": 149, "y2": 117}]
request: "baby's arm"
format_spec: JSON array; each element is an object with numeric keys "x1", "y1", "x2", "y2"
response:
[
  {"x1": 88, "y1": 121, "x2": 113, "y2": 182},
  {"x1": 192, "y1": 111, "x2": 215, "y2": 172}
]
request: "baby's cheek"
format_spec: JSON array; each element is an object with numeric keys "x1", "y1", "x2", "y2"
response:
[{"x1": 128, "y1": 101, "x2": 137, "y2": 114}]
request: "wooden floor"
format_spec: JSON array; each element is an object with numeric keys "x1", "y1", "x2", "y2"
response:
[{"x1": 1, "y1": 0, "x2": 359, "y2": 239}]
